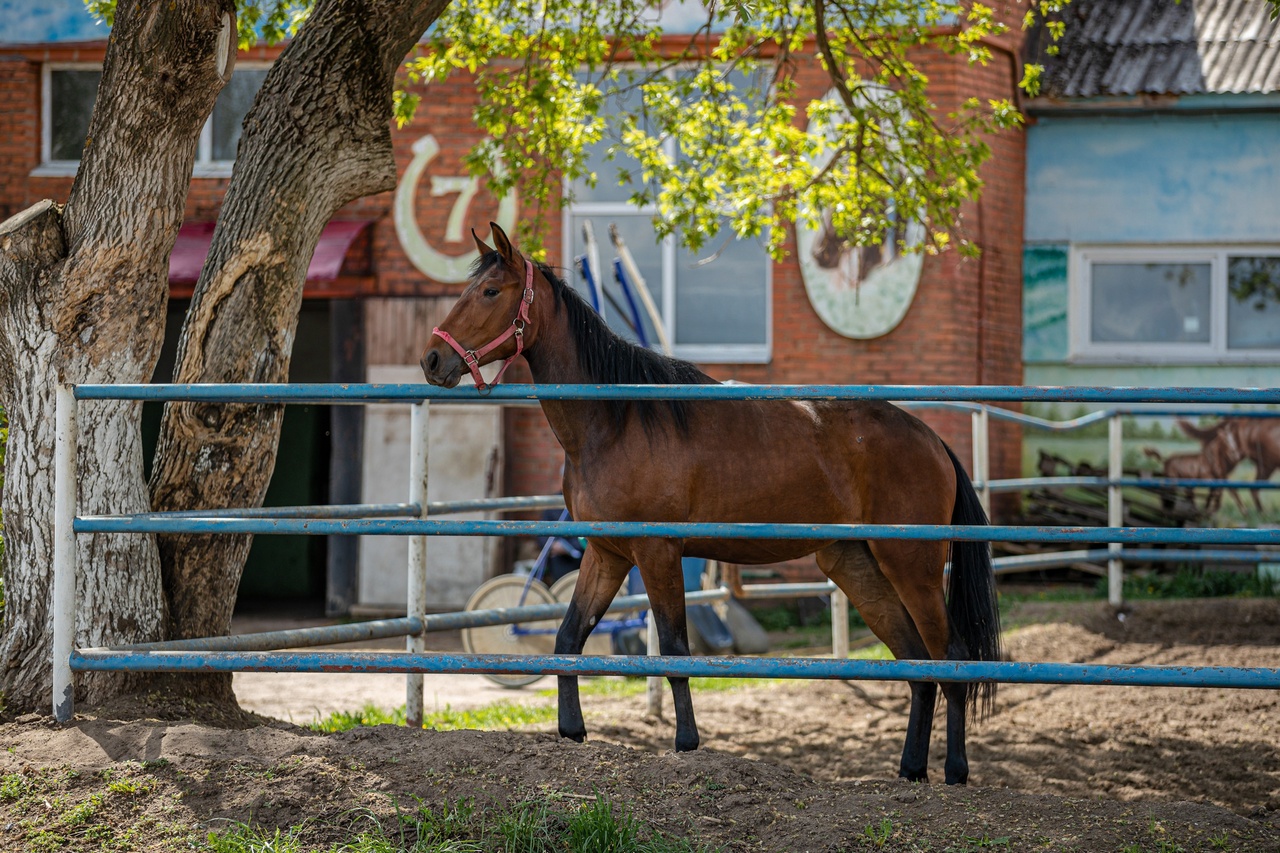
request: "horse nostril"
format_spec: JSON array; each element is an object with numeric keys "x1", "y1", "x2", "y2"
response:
[{"x1": 425, "y1": 350, "x2": 439, "y2": 373}]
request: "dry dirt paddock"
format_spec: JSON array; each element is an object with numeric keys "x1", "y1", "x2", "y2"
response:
[{"x1": 1, "y1": 598, "x2": 1278, "y2": 851}]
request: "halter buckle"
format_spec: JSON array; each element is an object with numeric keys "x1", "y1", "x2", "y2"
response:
[{"x1": 464, "y1": 350, "x2": 480, "y2": 366}]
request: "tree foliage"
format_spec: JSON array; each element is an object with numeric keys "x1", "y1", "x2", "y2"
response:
[
  {"x1": 411, "y1": 0, "x2": 1064, "y2": 260},
  {"x1": 83, "y1": 0, "x2": 1075, "y2": 262}
]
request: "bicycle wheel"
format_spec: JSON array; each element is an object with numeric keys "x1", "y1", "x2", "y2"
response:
[
  {"x1": 548, "y1": 570, "x2": 612, "y2": 657},
  {"x1": 462, "y1": 575, "x2": 557, "y2": 688}
]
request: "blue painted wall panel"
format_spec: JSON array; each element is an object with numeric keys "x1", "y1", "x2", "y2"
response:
[
  {"x1": 1023, "y1": 245, "x2": 1069, "y2": 363},
  {"x1": 1025, "y1": 113, "x2": 1280, "y2": 244}
]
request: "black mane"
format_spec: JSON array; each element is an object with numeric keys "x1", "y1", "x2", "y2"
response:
[{"x1": 471, "y1": 252, "x2": 714, "y2": 435}]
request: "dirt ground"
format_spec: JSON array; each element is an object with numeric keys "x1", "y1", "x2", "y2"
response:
[{"x1": 2, "y1": 598, "x2": 1279, "y2": 851}]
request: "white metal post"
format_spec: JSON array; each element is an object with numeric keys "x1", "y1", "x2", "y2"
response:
[
  {"x1": 831, "y1": 589, "x2": 849, "y2": 661},
  {"x1": 52, "y1": 385, "x2": 79, "y2": 722},
  {"x1": 971, "y1": 407, "x2": 991, "y2": 517},
  {"x1": 406, "y1": 401, "x2": 429, "y2": 728},
  {"x1": 646, "y1": 610, "x2": 662, "y2": 717},
  {"x1": 1108, "y1": 413, "x2": 1124, "y2": 607}
]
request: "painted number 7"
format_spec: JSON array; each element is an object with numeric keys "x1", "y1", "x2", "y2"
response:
[{"x1": 394, "y1": 134, "x2": 518, "y2": 284}]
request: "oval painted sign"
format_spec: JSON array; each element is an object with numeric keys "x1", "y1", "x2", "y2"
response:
[{"x1": 796, "y1": 88, "x2": 924, "y2": 340}]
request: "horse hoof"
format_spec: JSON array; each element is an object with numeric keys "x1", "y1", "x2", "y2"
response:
[
  {"x1": 674, "y1": 736, "x2": 700, "y2": 753},
  {"x1": 559, "y1": 728, "x2": 586, "y2": 744},
  {"x1": 899, "y1": 770, "x2": 929, "y2": 784}
]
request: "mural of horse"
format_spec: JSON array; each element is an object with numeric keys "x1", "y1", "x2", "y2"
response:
[
  {"x1": 1178, "y1": 418, "x2": 1280, "y2": 514},
  {"x1": 1142, "y1": 445, "x2": 1244, "y2": 515},
  {"x1": 419, "y1": 224, "x2": 1002, "y2": 786}
]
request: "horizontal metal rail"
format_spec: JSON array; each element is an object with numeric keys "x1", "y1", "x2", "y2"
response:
[
  {"x1": 904, "y1": 403, "x2": 1280, "y2": 432},
  {"x1": 429, "y1": 495, "x2": 564, "y2": 515},
  {"x1": 733, "y1": 582, "x2": 838, "y2": 598},
  {"x1": 72, "y1": 382, "x2": 1280, "y2": 405},
  {"x1": 97, "y1": 588, "x2": 728, "y2": 653},
  {"x1": 72, "y1": 516, "x2": 1280, "y2": 546},
  {"x1": 991, "y1": 548, "x2": 1279, "y2": 573},
  {"x1": 985, "y1": 476, "x2": 1280, "y2": 493},
  {"x1": 137, "y1": 495, "x2": 567, "y2": 522},
  {"x1": 66, "y1": 650, "x2": 1280, "y2": 689},
  {"x1": 97, "y1": 543, "x2": 1275, "y2": 655}
]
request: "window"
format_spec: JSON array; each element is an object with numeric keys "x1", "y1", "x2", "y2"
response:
[
  {"x1": 561, "y1": 72, "x2": 771, "y2": 363},
  {"x1": 39, "y1": 64, "x2": 270, "y2": 176},
  {"x1": 1072, "y1": 247, "x2": 1280, "y2": 361}
]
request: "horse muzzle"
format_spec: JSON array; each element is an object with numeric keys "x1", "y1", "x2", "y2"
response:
[{"x1": 420, "y1": 342, "x2": 464, "y2": 388}]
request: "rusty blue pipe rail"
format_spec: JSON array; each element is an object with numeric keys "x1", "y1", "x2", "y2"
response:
[
  {"x1": 71, "y1": 516, "x2": 1280, "y2": 546},
  {"x1": 72, "y1": 382, "x2": 1280, "y2": 405},
  {"x1": 66, "y1": 649, "x2": 1280, "y2": 690}
]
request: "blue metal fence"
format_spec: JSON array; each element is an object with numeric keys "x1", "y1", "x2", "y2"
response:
[{"x1": 52, "y1": 383, "x2": 1280, "y2": 723}]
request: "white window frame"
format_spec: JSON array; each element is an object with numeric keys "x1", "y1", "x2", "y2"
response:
[
  {"x1": 35, "y1": 61, "x2": 271, "y2": 178},
  {"x1": 560, "y1": 70, "x2": 772, "y2": 364},
  {"x1": 1070, "y1": 244, "x2": 1280, "y2": 364}
]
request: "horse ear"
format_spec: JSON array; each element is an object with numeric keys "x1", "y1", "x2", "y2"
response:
[
  {"x1": 490, "y1": 222, "x2": 517, "y2": 264},
  {"x1": 472, "y1": 228, "x2": 494, "y2": 256}
]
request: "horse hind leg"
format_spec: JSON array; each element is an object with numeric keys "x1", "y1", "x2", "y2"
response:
[
  {"x1": 632, "y1": 538, "x2": 700, "y2": 752},
  {"x1": 873, "y1": 536, "x2": 984, "y2": 786},
  {"x1": 555, "y1": 544, "x2": 633, "y2": 744},
  {"x1": 817, "y1": 541, "x2": 942, "y2": 783}
]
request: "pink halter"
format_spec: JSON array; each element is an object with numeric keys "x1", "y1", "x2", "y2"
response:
[{"x1": 431, "y1": 259, "x2": 535, "y2": 392}]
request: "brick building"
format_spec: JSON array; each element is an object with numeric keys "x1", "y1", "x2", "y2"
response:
[{"x1": 0, "y1": 9, "x2": 1026, "y2": 613}]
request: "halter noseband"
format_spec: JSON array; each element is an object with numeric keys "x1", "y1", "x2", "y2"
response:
[{"x1": 431, "y1": 259, "x2": 535, "y2": 392}]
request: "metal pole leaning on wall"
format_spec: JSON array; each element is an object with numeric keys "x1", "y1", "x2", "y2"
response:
[
  {"x1": 406, "y1": 401, "x2": 429, "y2": 728},
  {"x1": 52, "y1": 385, "x2": 79, "y2": 722},
  {"x1": 1108, "y1": 413, "x2": 1124, "y2": 607}
]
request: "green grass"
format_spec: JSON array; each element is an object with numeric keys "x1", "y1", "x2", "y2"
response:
[
  {"x1": 1107, "y1": 567, "x2": 1279, "y2": 600},
  {"x1": 204, "y1": 795, "x2": 719, "y2": 853},
  {"x1": 311, "y1": 701, "x2": 557, "y2": 734}
]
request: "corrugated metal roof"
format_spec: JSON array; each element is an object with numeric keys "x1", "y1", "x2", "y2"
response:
[{"x1": 1030, "y1": 0, "x2": 1280, "y2": 97}]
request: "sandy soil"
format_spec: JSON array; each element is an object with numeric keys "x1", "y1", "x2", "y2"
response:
[{"x1": 2, "y1": 598, "x2": 1278, "y2": 851}]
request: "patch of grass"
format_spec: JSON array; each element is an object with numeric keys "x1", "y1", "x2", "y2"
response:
[
  {"x1": 546, "y1": 674, "x2": 762, "y2": 701},
  {"x1": 862, "y1": 817, "x2": 893, "y2": 848},
  {"x1": 204, "y1": 795, "x2": 718, "y2": 853},
  {"x1": 60, "y1": 792, "x2": 104, "y2": 826},
  {"x1": 0, "y1": 771, "x2": 30, "y2": 800},
  {"x1": 1107, "y1": 567, "x2": 1279, "y2": 600},
  {"x1": 311, "y1": 701, "x2": 557, "y2": 734},
  {"x1": 204, "y1": 823, "x2": 310, "y2": 852}
]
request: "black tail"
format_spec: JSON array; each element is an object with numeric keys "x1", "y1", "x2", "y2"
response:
[{"x1": 943, "y1": 443, "x2": 1002, "y2": 717}]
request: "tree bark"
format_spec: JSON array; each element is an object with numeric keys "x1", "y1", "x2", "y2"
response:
[
  {"x1": 0, "y1": 0, "x2": 233, "y2": 713},
  {"x1": 148, "y1": 0, "x2": 450, "y2": 698}
]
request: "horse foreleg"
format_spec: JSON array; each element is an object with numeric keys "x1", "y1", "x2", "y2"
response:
[
  {"x1": 634, "y1": 539, "x2": 700, "y2": 752},
  {"x1": 555, "y1": 544, "x2": 632, "y2": 744}
]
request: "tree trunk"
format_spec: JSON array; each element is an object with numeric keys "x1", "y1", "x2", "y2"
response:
[
  {"x1": 148, "y1": 0, "x2": 450, "y2": 699},
  {"x1": 0, "y1": 0, "x2": 233, "y2": 714}
]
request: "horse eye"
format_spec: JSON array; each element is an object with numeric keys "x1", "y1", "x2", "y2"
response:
[{"x1": 483, "y1": 288, "x2": 500, "y2": 298}]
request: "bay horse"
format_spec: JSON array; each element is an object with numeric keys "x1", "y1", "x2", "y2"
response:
[{"x1": 420, "y1": 223, "x2": 1001, "y2": 785}]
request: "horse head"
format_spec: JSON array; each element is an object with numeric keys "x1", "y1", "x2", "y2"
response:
[{"x1": 420, "y1": 223, "x2": 540, "y2": 390}]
